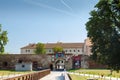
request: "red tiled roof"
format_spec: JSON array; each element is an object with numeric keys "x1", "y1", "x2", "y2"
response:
[{"x1": 21, "y1": 42, "x2": 84, "y2": 49}]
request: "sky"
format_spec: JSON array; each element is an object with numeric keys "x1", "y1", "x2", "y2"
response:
[{"x1": 0, "y1": 0, "x2": 99, "y2": 54}]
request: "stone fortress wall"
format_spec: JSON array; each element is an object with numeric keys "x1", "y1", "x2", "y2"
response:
[{"x1": 0, "y1": 54, "x2": 91, "y2": 70}]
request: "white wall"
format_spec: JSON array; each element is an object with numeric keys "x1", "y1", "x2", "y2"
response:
[
  {"x1": 21, "y1": 49, "x2": 35, "y2": 54},
  {"x1": 63, "y1": 48, "x2": 83, "y2": 55},
  {"x1": 46, "y1": 49, "x2": 53, "y2": 53},
  {"x1": 21, "y1": 48, "x2": 83, "y2": 55},
  {"x1": 15, "y1": 62, "x2": 32, "y2": 71}
]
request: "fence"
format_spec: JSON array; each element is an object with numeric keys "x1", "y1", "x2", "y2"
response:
[{"x1": 3, "y1": 69, "x2": 50, "y2": 80}]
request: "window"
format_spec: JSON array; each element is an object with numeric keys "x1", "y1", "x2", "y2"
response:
[
  {"x1": 26, "y1": 49, "x2": 30, "y2": 53},
  {"x1": 28, "y1": 50, "x2": 30, "y2": 52},
  {"x1": 78, "y1": 50, "x2": 80, "y2": 52},
  {"x1": 3, "y1": 62, "x2": 8, "y2": 67},
  {"x1": 61, "y1": 61, "x2": 63, "y2": 63},
  {"x1": 70, "y1": 50, "x2": 71, "y2": 52},
  {"x1": 65, "y1": 50, "x2": 67, "y2": 52},
  {"x1": 18, "y1": 60, "x2": 22, "y2": 63},
  {"x1": 33, "y1": 61, "x2": 38, "y2": 68},
  {"x1": 74, "y1": 50, "x2": 76, "y2": 52},
  {"x1": 49, "y1": 50, "x2": 51, "y2": 52},
  {"x1": 22, "y1": 65, "x2": 25, "y2": 68}
]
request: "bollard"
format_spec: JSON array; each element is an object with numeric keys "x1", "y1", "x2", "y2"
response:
[
  {"x1": 110, "y1": 76, "x2": 111, "y2": 80},
  {"x1": 2, "y1": 73, "x2": 4, "y2": 79},
  {"x1": 117, "y1": 77, "x2": 118, "y2": 80},
  {"x1": 7, "y1": 73, "x2": 10, "y2": 78},
  {"x1": 103, "y1": 76, "x2": 105, "y2": 80}
]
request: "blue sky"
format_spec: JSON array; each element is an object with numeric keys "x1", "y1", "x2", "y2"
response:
[{"x1": 0, "y1": 0, "x2": 98, "y2": 54}]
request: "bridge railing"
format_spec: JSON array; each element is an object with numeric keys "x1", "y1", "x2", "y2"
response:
[{"x1": 3, "y1": 69, "x2": 50, "y2": 80}]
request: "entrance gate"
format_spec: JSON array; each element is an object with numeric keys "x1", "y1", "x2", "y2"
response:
[{"x1": 55, "y1": 60, "x2": 65, "y2": 71}]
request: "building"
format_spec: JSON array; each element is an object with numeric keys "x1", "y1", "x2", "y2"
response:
[
  {"x1": 19, "y1": 38, "x2": 92, "y2": 70},
  {"x1": 21, "y1": 38, "x2": 92, "y2": 56},
  {"x1": 83, "y1": 38, "x2": 92, "y2": 56},
  {"x1": 0, "y1": 38, "x2": 98, "y2": 71},
  {"x1": 21, "y1": 42, "x2": 84, "y2": 55}
]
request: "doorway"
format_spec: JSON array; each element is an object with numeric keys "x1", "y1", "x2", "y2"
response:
[
  {"x1": 50, "y1": 64, "x2": 53, "y2": 71},
  {"x1": 55, "y1": 60, "x2": 65, "y2": 71}
]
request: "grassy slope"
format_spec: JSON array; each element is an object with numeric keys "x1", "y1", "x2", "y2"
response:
[
  {"x1": 68, "y1": 69, "x2": 120, "y2": 78},
  {"x1": 0, "y1": 70, "x2": 33, "y2": 76},
  {"x1": 69, "y1": 74, "x2": 105, "y2": 80},
  {"x1": 69, "y1": 74, "x2": 88, "y2": 80}
]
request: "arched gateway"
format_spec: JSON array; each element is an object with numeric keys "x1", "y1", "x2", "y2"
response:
[
  {"x1": 49, "y1": 51, "x2": 73, "y2": 71},
  {"x1": 55, "y1": 59, "x2": 65, "y2": 71}
]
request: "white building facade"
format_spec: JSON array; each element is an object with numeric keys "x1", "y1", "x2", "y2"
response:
[{"x1": 21, "y1": 38, "x2": 92, "y2": 56}]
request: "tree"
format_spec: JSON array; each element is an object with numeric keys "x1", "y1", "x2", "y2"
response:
[
  {"x1": 53, "y1": 46, "x2": 63, "y2": 52},
  {"x1": 86, "y1": 0, "x2": 120, "y2": 72},
  {"x1": 0, "y1": 24, "x2": 8, "y2": 54},
  {"x1": 34, "y1": 42, "x2": 46, "y2": 54}
]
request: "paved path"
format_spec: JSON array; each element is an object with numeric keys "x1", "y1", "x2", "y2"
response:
[{"x1": 40, "y1": 71, "x2": 65, "y2": 80}]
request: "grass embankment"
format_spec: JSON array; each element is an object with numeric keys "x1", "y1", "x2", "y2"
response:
[
  {"x1": 69, "y1": 74, "x2": 89, "y2": 80},
  {"x1": 68, "y1": 69, "x2": 120, "y2": 78},
  {"x1": 0, "y1": 70, "x2": 34, "y2": 76},
  {"x1": 69, "y1": 74, "x2": 104, "y2": 80}
]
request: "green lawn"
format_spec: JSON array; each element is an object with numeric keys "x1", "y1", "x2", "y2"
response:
[
  {"x1": 0, "y1": 70, "x2": 34, "y2": 76},
  {"x1": 69, "y1": 74, "x2": 88, "y2": 80},
  {"x1": 69, "y1": 74, "x2": 104, "y2": 80},
  {"x1": 68, "y1": 69, "x2": 120, "y2": 78}
]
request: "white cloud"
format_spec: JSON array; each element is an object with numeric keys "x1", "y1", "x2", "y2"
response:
[{"x1": 23, "y1": 0, "x2": 80, "y2": 18}]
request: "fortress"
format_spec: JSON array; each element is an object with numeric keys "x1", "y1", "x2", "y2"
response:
[{"x1": 0, "y1": 38, "x2": 105, "y2": 71}]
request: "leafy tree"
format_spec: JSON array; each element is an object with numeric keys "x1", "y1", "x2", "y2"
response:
[
  {"x1": 86, "y1": 0, "x2": 120, "y2": 72},
  {"x1": 34, "y1": 42, "x2": 46, "y2": 54},
  {"x1": 0, "y1": 24, "x2": 8, "y2": 54},
  {"x1": 53, "y1": 46, "x2": 63, "y2": 52}
]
